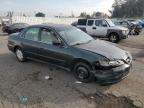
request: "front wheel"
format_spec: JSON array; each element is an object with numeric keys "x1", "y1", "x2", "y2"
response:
[
  {"x1": 15, "y1": 47, "x2": 26, "y2": 62},
  {"x1": 73, "y1": 63, "x2": 95, "y2": 83},
  {"x1": 109, "y1": 34, "x2": 120, "y2": 43}
]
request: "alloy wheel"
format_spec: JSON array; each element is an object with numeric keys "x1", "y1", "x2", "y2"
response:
[{"x1": 16, "y1": 49, "x2": 24, "y2": 61}]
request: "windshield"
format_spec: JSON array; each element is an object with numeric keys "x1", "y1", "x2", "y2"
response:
[
  {"x1": 106, "y1": 19, "x2": 115, "y2": 27},
  {"x1": 59, "y1": 27, "x2": 94, "y2": 46}
]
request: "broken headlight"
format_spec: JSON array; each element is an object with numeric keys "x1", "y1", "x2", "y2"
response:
[{"x1": 96, "y1": 60, "x2": 125, "y2": 67}]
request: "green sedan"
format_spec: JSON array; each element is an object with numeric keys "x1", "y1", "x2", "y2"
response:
[{"x1": 7, "y1": 24, "x2": 132, "y2": 85}]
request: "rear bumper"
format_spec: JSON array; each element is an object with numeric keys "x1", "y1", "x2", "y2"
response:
[{"x1": 93, "y1": 63, "x2": 131, "y2": 85}]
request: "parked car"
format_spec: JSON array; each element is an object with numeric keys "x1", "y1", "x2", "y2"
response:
[
  {"x1": 7, "y1": 24, "x2": 132, "y2": 85},
  {"x1": 71, "y1": 21, "x2": 78, "y2": 27},
  {"x1": 130, "y1": 22, "x2": 143, "y2": 35},
  {"x1": 2, "y1": 23, "x2": 29, "y2": 34},
  {"x1": 114, "y1": 20, "x2": 130, "y2": 28},
  {"x1": 114, "y1": 20, "x2": 142, "y2": 35},
  {"x1": 128, "y1": 19, "x2": 144, "y2": 28},
  {"x1": 127, "y1": 19, "x2": 135, "y2": 22},
  {"x1": 137, "y1": 20, "x2": 144, "y2": 28},
  {"x1": 76, "y1": 18, "x2": 129, "y2": 43}
]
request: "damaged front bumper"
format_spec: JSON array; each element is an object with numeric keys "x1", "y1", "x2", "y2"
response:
[{"x1": 93, "y1": 63, "x2": 132, "y2": 85}]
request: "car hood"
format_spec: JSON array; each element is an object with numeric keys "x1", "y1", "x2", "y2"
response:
[
  {"x1": 111, "y1": 26, "x2": 128, "y2": 31},
  {"x1": 75, "y1": 39, "x2": 130, "y2": 60}
]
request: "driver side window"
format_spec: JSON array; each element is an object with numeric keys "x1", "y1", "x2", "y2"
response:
[
  {"x1": 95, "y1": 20, "x2": 107, "y2": 27},
  {"x1": 95, "y1": 20, "x2": 103, "y2": 27}
]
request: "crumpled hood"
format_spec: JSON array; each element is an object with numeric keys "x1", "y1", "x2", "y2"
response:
[{"x1": 75, "y1": 39, "x2": 130, "y2": 60}]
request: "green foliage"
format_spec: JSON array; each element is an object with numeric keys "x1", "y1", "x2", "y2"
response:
[
  {"x1": 35, "y1": 12, "x2": 45, "y2": 17},
  {"x1": 111, "y1": 0, "x2": 144, "y2": 18},
  {"x1": 79, "y1": 12, "x2": 87, "y2": 17},
  {"x1": 79, "y1": 12, "x2": 109, "y2": 18}
]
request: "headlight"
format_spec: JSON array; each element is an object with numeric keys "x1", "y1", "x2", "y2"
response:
[
  {"x1": 96, "y1": 60, "x2": 124, "y2": 67},
  {"x1": 122, "y1": 30, "x2": 128, "y2": 35},
  {"x1": 109, "y1": 60, "x2": 124, "y2": 66},
  {"x1": 122, "y1": 30, "x2": 126, "y2": 35}
]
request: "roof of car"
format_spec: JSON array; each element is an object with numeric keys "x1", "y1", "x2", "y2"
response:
[
  {"x1": 78, "y1": 18, "x2": 107, "y2": 20},
  {"x1": 29, "y1": 23, "x2": 73, "y2": 31}
]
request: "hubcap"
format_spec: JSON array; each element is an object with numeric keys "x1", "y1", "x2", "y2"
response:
[
  {"x1": 16, "y1": 49, "x2": 23, "y2": 60},
  {"x1": 76, "y1": 67, "x2": 89, "y2": 79},
  {"x1": 110, "y1": 35, "x2": 117, "y2": 42}
]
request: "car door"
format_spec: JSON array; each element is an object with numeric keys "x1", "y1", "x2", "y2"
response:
[
  {"x1": 93, "y1": 19, "x2": 108, "y2": 37},
  {"x1": 38, "y1": 27, "x2": 71, "y2": 67},
  {"x1": 20, "y1": 27, "x2": 42, "y2": 59},
  {"x1": 86, "y1": 19, "x2": 94, "y2": 36}
]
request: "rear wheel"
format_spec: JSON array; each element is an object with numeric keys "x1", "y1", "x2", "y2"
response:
[
  {"x1": 73, "y1": 62, "x2": 95, "y2": 83},
  {"x1": 15, "y1": 47, "x2": 26, "y2": 62},
  {"x1": 109, "y1": 33, "x2": 120, "y2": 43}
]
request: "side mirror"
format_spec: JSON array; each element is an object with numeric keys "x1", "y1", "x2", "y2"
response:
[{"x1": 53, "y1": 40, "x2": 61, "y2": 46}]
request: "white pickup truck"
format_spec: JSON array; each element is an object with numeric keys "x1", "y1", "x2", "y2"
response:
[{"x1": 76, "y1": 18, "x2": 129, "y2": 43}]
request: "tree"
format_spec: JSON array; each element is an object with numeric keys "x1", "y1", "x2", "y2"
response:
[
  {"x1": 35, "y1": 12, "x2": 45, "y2": 17},
  {"x1": 91, "y1": 12, "x2": 109, "y2": 18},
  {"x1": 23, "y1": 14, "x2": 26, "y2": 17},
  {"x1": 79, "y1": 12, "x2": 87, "y2": 17},
  {"x1": 86, "y1": 15, "x2": 91, "y2": 18},
  {"x1": 111, "y1": 0, "x2": 144, "y2": 18}
]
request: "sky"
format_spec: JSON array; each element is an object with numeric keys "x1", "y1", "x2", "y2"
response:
[{"x1": 0, "y1": 0, "x2": 114, "y2": 16}]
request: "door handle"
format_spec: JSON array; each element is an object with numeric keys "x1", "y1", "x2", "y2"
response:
[{"x1": 92, "y1": 27, "x2": 96, "y2": 29}]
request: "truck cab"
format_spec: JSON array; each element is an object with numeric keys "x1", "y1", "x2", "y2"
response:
[{"x1": 77, "y1": 18, "x2": 129, "y2": 43}]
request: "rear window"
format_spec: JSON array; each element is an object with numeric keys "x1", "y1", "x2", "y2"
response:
[{"x1": 78, "y1": 19, "x2": 87, "y2": 25}]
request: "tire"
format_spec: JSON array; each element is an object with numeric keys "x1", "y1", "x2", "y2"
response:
[
  {"x1": 73, "y1": 62, "x2": 95, "y2": 83},
  {"x1": 135, "y1": 31, "x2": 139, "y2": 35},
  {"x1": 15, "y1": 47, "x2": 26, "y2": 62},
  {"x1": 109, "y1": 33, "x2": 120, "y2": 43}
]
